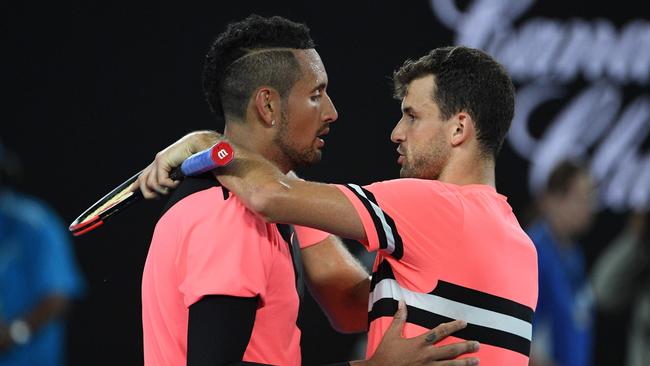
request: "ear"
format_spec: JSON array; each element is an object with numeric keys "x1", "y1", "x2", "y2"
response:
[
  {"x1": 449, "y1": 112, "x2": 473, "y2": 147},
  {"x1": 253, "y1": 87, "x2": 281, "y2": 127}
]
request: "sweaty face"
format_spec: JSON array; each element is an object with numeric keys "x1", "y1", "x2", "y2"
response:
[
  {"x1": 273, "y1": 49, "x2": 338, "y2": 168},
  {"x1": 391, "y1": 75, "x2": 450, "y2": 179}
]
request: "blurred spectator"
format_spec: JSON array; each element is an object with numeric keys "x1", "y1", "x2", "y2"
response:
[
  {"x1": 527, "y1": 160, "x2": 597, "y2": 366},
  {"x1": 0, "y1": 143, "x2": 84, "y2": 366},
  {"x1": 592, "y1": 212, "x2": 650, "y2": 366}
]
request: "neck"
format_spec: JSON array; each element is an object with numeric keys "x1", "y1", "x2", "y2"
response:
[
  {"x1": 437, "y1": 153, "x2": 496, "y2": 187},
  {"x1": 224, "y1": 121, "x2": 293, "y2": 174}
]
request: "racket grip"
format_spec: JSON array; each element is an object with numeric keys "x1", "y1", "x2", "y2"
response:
[{"x1": 178, "y1": 141, "x2": 234, "y2": 177}]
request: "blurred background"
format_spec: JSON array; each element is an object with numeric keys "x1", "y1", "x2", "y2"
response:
[{"x1": 1, "y1": 0, "x2": 649, "y2": 365}]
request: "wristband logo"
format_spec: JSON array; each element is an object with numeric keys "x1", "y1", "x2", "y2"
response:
[
  {"x1": 217, "y1": 149, "x2": 229, "y2": 160},
  {"x1": 430, "y1": 0, "x2": 650, "y2": 211},
  {"x1": 211, "y1": 141, "x2": 234, "y2": 166}
]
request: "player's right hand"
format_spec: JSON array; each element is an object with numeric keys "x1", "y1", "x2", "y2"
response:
[
  {"x1": 353, "y1": 300, "x2": 480, "y2": 366},
  {"x1": 132, "y1": 131, "x2": 221, "y2": 199}
]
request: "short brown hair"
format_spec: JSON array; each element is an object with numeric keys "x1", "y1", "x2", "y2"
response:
[{"x1": 393, "y1": 46, "x2": 515, "y2": 159}]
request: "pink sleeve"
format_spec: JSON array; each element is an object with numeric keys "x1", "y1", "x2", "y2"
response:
[
  {"x1": 334, "y1": 179, "x2": 456, "y2": 259},
  {"x1": 178, "y1": 200, "x2": 271, "y2": 307},
  {"x1": 334, "y1": 184, "x2": 379, "y2": 252},
  {"x1": 294, "y1": 226, "x2": 330, "y2": 249}
]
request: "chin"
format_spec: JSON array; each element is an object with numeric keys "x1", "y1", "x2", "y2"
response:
[
  {"x1": 399, "y1": 168, "x2": 414, "y2": 178},
  {"x1": 400, "y1": 167, "x2": 437, "y2": 180},
  {"x1": 310, "y1": 149, "x2": 323, "y2": 162},
  {"x1": 294, "y1": 151, "x2": 322, "y2": 167},
  {"x1": 309, "y1": 153, "x2": 322, "y2": 165}
]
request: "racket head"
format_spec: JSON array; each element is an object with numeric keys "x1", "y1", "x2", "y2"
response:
[{"x1": 69, "y1": 170, "x2": 143, "y2": 236}]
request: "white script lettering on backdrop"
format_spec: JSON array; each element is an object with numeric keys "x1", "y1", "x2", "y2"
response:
[{"x1": 430, "y1": 0, "x2": 650, "y2": 211}]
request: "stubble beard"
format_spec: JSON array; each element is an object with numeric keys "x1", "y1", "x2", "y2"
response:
[
  {"x1": 399, "y1": 136, "x2": 449, "y2": 180},
  {"x1": 273, "y1": 111, "x2": 322, "y2": 169}
]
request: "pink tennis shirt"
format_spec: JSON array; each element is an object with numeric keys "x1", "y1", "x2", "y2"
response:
[
  {"x1": 332, "y1": 179, "x2": 538, "y2": 365},
  {"x1": 142, "y1": 184, "x2": 303, "y2": 366}
]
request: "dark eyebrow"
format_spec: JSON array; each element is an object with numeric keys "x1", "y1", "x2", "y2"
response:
[
  {"x1": 402, "y1": 105, "x2": 415, "y2": 115},
  {"x1": 311, "y1": 82, "x2": 327, "y2": 93}
]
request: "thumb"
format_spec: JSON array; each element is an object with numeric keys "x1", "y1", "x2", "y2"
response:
[{"x1": 385, "y1": 299, "x2": 407, "y2": 338}]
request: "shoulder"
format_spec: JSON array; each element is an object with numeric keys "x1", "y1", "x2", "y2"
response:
[
  {"x1": 159, "y1": 177, "x2": 273, "y2": 243},
  {"x1": 165, "y1": 190, "x2": 267, "y2": 235},
  {"x1": 357, "y1": 178, "x2": 464, "y2": 208},
  {"x1": 162, "y1": 176, "x2": 255, "y2": 220},
  {"x1": 364, "y1": 178, "x2": 450, "y2": 191},
  {"x1": 346, "y1": 178, "x2": 458, "y2": 198}
]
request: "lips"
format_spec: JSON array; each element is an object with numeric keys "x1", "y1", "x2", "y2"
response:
[
  {"x1": 396, "y1": 146, "x2": 405, "y2": 164},
  {"x1": 317, "y1": 127, "x2": 330, "y2": 138},
  {"x1": 316, "y1": 127, "x2": 330, "y2": 148}
]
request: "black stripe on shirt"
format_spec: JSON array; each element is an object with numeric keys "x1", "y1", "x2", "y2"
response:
[
  {"x1": 369, "y1": 260, "x2": 395, "y2": 293},
  {"x1": 277, "y1": 224, "x2": 305, "y2": 301},
  {"x1": 357, "y1": 185, "x2": 404, "y2": 259},
  {"x1": 368, "y1": 298, "x2": 531, "y2": 357},
  {"x1": 342, "y1": 184, "x2": 389, "y2": 251},
  {"x1": 370, "y1": 258, "x2": 533, "y2": 323},
  {"x1": 431, "y1": 280, "x2": 534, "y2": 323}
]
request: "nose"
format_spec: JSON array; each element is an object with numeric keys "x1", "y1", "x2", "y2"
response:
[
  {"x1": 323, "y1": 93, "x2": 338, "y2": 123},
  {"x1": 391, "y1": 117, "x2": 406, "y2": 144}
]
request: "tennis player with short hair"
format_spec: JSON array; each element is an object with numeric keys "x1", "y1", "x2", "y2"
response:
[
  {"x1": 139, "y1": 45, "x2": 538, "y2": 365},
  {"x1": 139, "y1": 15, "x2": 479, "y2": 366}
]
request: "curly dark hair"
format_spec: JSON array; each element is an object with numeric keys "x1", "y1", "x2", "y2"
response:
[
  {"x1": 393, "y1": 46, "x2": 515, "y2": 159},
  {"x1": 202, "y1": 15, "x2": 315, "y2": 123}
]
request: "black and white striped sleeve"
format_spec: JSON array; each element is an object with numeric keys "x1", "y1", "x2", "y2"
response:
[{"x1": 338, "y1": 183, "x2": 404, "y2": 259}]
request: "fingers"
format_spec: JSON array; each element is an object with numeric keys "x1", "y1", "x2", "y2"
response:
[
  {"x1": 153, "y1": 150, "x2": 181, "y2": 190},
  {"x1": 146, "y1": 164, "x2": 165, "y2": 195},
  {"x1": 134, "y1": 164, "x2": 171, "y2": 200},
  {"x1": 138, "y1": 167, "x2": 160, "y2": 200},
  {"x1": 434, "y1": 357, "x2": 479, "y2": 366},
  {"x1": 144, "y1": 157, "x2": 179, "y2": 196},
  {"x1": 157, "y1": 163, "x2": 179, "y2": 190},
  {"x1": 129, "y1": 178, "x2": 141, "y2": 193},
  {"x1": 433, "y1": 341, "x2": 480, "y2": 360},
  {"x1": 133, "y1": 133, "x2": 210, "y2": 198},
  {"x1": 384, "y1": 300, "x2": 407, "y2": 338},
  {"x1": 422, "y1": 319, "x2": 467, "y2": 344},
  {"x1": 135, "y1": 154, "x2": 184, "y2": 199}
]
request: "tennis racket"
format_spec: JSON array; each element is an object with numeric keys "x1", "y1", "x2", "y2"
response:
[{"x1": 69, "y1": 141, "x2": 234, "y2": 236}]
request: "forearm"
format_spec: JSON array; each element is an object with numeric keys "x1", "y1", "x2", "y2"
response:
[
  {"x1": 303, "y1": 237, "x2": 370, "y2": 333},
  {"x1": 217, "y1": 150, "x2": 365, "y2": 240},
  {"x1": 317, "y1": 278, "x2": 369, "y2": 333},
  {"x1": 179, "y1": 130, "x2": 222, "y2": 154},
  {"x1": 259, "y1": 179, "x2": 365, "y2": 240}
]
